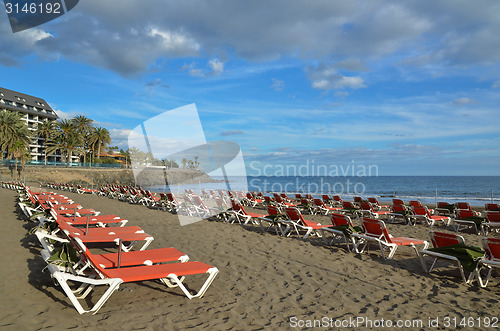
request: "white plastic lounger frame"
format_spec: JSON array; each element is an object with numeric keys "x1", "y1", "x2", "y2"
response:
[
  {"x1": 321, "y1": 228, "x2": 356, "y2": 252},
  {"x1": 418, "y1": 232, "x2": 479, "y2": 284},
  {"x1": 419, "y1": 249, "x2": 478, "y2": 284},
  {"x1": 256, "y1": 216, "x2": 290, "y2": 236}
]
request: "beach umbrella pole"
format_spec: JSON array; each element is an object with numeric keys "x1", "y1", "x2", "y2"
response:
[
  {"x1": 85, "y1": 215, "x2": 90, "y2": 235},
  {"x1": 117, "y1": 239, "x2": 122, "y2": 268}
]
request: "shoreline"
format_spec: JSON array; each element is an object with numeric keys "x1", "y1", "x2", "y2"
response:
[{"x1": 1, "y1": 167, "x2": 497, "y2": 207}]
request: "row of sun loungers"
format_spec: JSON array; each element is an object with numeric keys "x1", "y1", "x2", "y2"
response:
[
  {"x1": 44, "y1": 182, "x2": 99, "y2": 194},
  {"x1": 9, "y1": 183, "x2": 219, "y2": 314},
  {"x1": 42, "y1": 182, "x2": 499, "y2": 229},
  {"x1": 233, "y1": 201, "x2": 500, "y2": 288},
  {"x1": 72, "y1": 184, "x2": 500, "y2": 288},
  {"x1": 10, "y1": 181, "x2": 500, "y2": 288},
  {"x1": 35, "y1": 181, "x2": 500, "y2": 233},
  {"x1": 38, "y1": 182, "x2": 500, "y2": 237}
]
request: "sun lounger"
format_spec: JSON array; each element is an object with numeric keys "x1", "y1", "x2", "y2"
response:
[
  {"x1": 273, "y1": 194, "x2": 298, "y2": 208},
  {"x1": 367, "y1": 197, "x2": 389, "y2": 210},
  {"x1": 453, "y1": 210, "x2": 485, "y2": 234},
  {"x1": 481, "y1": 212, "x2": 500, "y2": 236},
  {"x1": 35, "y1": 214, "x2": 155, "y2": 252},
  {"x1": 245, "y1": 192, "x2": 264, "y2": 207},
  {"x1": 484, "y1": 204, "x2": 500, "y2": 218},
  {"x1": 392, "y1": 198, "x2": 405, "y2": 205},
  {"x1": 359, "y1": 201, "x2": 390, "y2": 219},
  {"x1": 256, "y1": 205, "x2": 291, "y2": 236},
  {"x1": 284, "y1": 207, "x2": 332, "y2": 239},
  {"x1": 352, "y1": 196, "x2": 363, "y2": 207},
  {"x1": 57, "y1": 207, "x2": 100, "y2": 217},
  {"x1": 352, "y1": 218, "x2": 428, "y2": 259},
  {"x1": 434, "y1": 201, "x2": 454, "y2": 216},
  {"x1": 43, "y1": 236, "x2": 218, "y2": 314},
  {"x1": 340, "y1": 201, "x2": 360, "y2": 217},
  {"x1": 387, "y1": 203, "x2": 410, "y2": 224},
  {"x1": 321, "y1": 213, "x2": 361, "y2": 251},
  {"x1": 229, "y1": 200, "x2": 265, "y2": 225},
  {"x1": 312, "y1": 198, "x2": 342, "y2": 215},
  {"x1": 321, "y1": 195, "x2": 335, "y2": 206},
  {"x1": 478, "y1": 237, "x2": 500, "y2": 287},
  {"x1": 332, "y1": 195, "x2": 343, "y2": 206},
  {"x1": 419, "y1": 231, "x2": 483, "y2": 284},
  {"x1": 408, "y1": 206, "x2": 451, "y2": 227},
  {"x1": 41, "y1": 239, "x2": 189, "y2": 274},
  {"x1": 189, "y1": 194, "x2": 219, "y2": 218},
  {"x1": 18, "y1": 200, "x2": 45, "y2": 219},
  {"x1": 455, "y1": 202, "x2": 478, "y2": 215}
]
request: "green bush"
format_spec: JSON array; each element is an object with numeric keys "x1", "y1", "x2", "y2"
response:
[{"x1": 93, "y1": 157, "x2": 119, "y2": 164}]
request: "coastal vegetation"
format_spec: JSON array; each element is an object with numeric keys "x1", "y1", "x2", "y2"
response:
[
  {"x1": 0, "y1": 110, "x2": 206, "y2": 178},
  {"x1": 0, "y1": 110, "x2": 116, "y2": 170}
]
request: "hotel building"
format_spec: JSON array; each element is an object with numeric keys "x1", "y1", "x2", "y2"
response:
[{"x1": 0, "y1": 86, "x2": 62, "y2": 163}]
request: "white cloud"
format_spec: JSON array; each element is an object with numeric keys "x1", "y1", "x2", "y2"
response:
[
  {"x1": 208, "y1": 58, "x2": 224, "y2": 76},
  {"x1": 0, "y1": 19, "x2": 53, "y2": 66},
  {"x1": 149, "y1": 27, "x2": 200, "y2": 53},
  {"x1": 2, "y1": 1, "x2": 500, "y2": 78},
  {"x1": 452, "y1": 97, "x2": 476, "y2": 106},
  {"x1": 109, "y1": 128, "x2": 133, "y2": 149},
  {"x1": 189, "y1": 68, "x2": 204, "y2": 77},
  {"x1": 306, "y1": 64, "x2": 366, "y2": 91},
  {"x1": 52, "y1": 108, "x2": 77, "y2": 120},
  {"x1": 182, "y1": 58, "x2": 225, "y2": 77},
  {"x1": 492, "y1": 80, "x2": 500, "y2": 89},
  {"x1": 271, "y1": 78, "x2": 284, "y2": 91}
]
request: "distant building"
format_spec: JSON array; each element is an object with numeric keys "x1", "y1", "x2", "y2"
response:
[
  {"x1": 99, "y1": 151, "x2": 127, "y2": 164},
  {"x1": 0, "y1": 86, "x2": 61, "y2": 163}
]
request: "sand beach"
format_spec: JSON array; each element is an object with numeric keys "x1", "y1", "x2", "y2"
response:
[{"x1": 1, "y1": 185, "x2": 499, "y2": 330}]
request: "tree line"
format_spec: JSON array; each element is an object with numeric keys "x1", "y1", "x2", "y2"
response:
[
  {"x1": 0, "y1": 110, "x2": 112, "y2": 171},
  {"x1": 1, "y1": 109, "x2": 203, "y2": 173},
  {"x1": 128, "y1": 147, "x2": 201, "y2": 170}
]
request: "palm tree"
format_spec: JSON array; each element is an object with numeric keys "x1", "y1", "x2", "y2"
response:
[
  {"x1": 72, "y1": 115, "x2": 94, "y2": 133},
  {"x1": 45, "y1": 119, "x2": 81, "y2": 166},
  {"x1": 128, "y1": 147, "x2": 145, "y2": 165},
  {"x1": 119, "y1": 148, "x2": 131, "y2": 167},
  {"x1": 57, "y1": 119, "x2": 76, "y2": 140},
  {"x1": 46, "y1": 133, "x2": 81, "y2": 166},
  {"x1": 0, "y1": 110, "x2": 25, "y2": 161},
  {"x1": 19, "y1": 148, "x2": 32, "y2": 176},
  {"x1": 36, "y1": 119, "x2": 57, "y2": 165},
  {"x1": 89, "y1": 127, "x2": 111, "y2": 162},
  {"x1": 181, "y1": 158, "x2": 188, "y2": 168},
  {"x1": 72, "y1": 115, "x2": 94, "y2": 165},
  {"x1": 193, "y1": 156, "x2": 200, "y2": 169},
  {"x1": 7, "y1": 123, "x2": 32, "y2": 173},
  {"x1": 10, "y1": 141, "x2": 31, "y2": 176}
]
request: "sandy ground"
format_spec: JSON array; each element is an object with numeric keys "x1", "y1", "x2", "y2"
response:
[{"x1": 1, "y1": 186, "x2": 499, "y2": 330}]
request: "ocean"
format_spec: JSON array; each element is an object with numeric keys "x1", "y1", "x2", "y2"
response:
[{"x1": 152, "y1": 175, "x2": 500, "y2": 207}]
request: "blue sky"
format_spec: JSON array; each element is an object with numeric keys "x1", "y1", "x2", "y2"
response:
[{"x1": 1, "y1": 1, "x2": 500, "y2": 175}]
